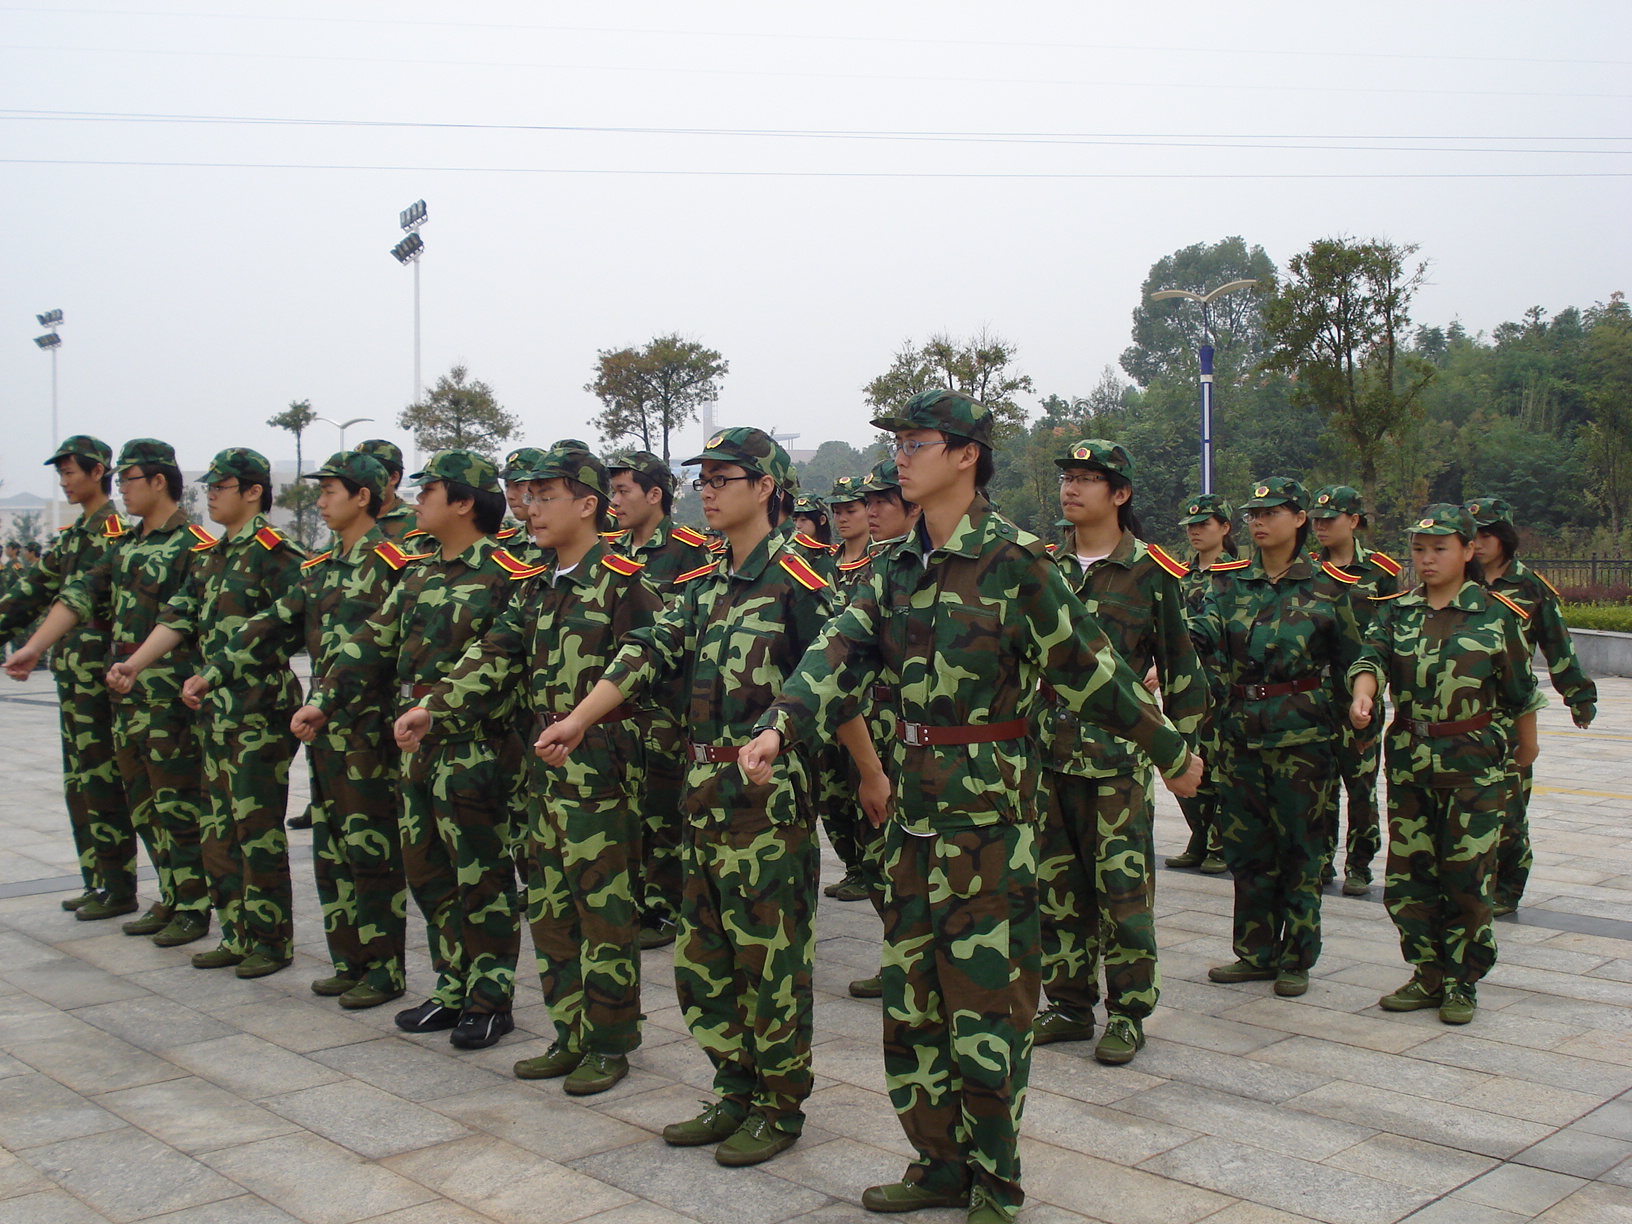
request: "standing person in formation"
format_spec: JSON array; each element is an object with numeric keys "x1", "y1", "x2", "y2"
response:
[
  {"x1": 538, "y1": 428, "x2": 882, "y2": 1168},
  {"x1": 861, "y1": 458, "x2": 921, "y2": 546},
  {"x1": 1192, "y1": 477, "x2": 1364, "y2": 1000},
  {"x1": 400, "y1": 445, "x2": 664, "y2": 1096},
  {"x1": 184, "y1": 452, "x2": 413, "y2": 1008},
  {"x1": 6, "y1": 440, "x2": 209, "y2": 945},
  {"x1": 1309, "y1": 485, "x2": 1401, "y2": 897},
  {"x1": 497, "y1": 449, "x2": 542, "y2": 548},
  {"x1": 1465, "y1": 496, "x2": 1596, "y2": 916},
  {"x1": 111, "y1": 448, "x2": 305, "y2": 977},
  {"x1": 293, "y1": 450, "x2": 530, "y2": 1049},
  {"x1": 0, "y1": 436, "x2": 134, "y2": 917},
  {"x1": 1166, "y1": 492, "x2": 1236, "y2": 876},
  {"x1": 792, "y1": 494, "x2": 833, "y2": 547},
  {"x1": 354, "y1": 440, "x2": 421, "y2": 542},
  {"x1": 605, "y1": 450, "x2": 712, "y2": 950},
  {"x1": 1031, "y1": 440, "x2": 1206, "y2": 1066},
  {"x1": 1350, "y1": 504, "x2": 1542, "y2": 1025},
  {"x1": 739, "y1": 393, "x2": 1200, "y2": 1224}
]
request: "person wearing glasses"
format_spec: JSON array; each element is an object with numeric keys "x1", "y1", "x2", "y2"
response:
[
  {"x1": 536, "y1": 427, "x2": 884, "y2": 1170},
  {"x1": 1190, "y1": 477, "x2": 1364, "y2": 1001},
  {"x1": 738, "y1": 393, "x2": 1200, "y2": 1224}
]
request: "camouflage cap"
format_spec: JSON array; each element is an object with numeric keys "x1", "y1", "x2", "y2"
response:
[
  {"x1": 607, "y1": 450, "x2": 677, "y2": 492},
  {"x1": 871, "y1": 388, "x2": 993, "y2": 448},
  {"x1": 353, "y1": 439, "x2": 405, "y2": 475},
  {"x1": 500, "y1": 447, "x2": 548, "y2": 483},
  {"x1": 683, "y1": 427, "x2": 795, "y2": 492},
  {"x1": 1464, "y1": 495, "x2": 1514, "y2": 527},
  {"x1": 827, "y1": 475, "x2": 867, "y2": 505},
  {"x1": 199, "y1": 447, "x2": 272, "y2": 486},
  {"x1": 115, "y1": 438, "x2": 177, "y2": 470},
  {"x1": 408, "y1": 449, "x2": 501, "y2": 494},
  {"x1": 517, "y1": 444, "x2": 610, "y2": 499},
  {"x1": 859, "y1": 459, "x2": 902, "y2": 494},
  {"x1": 1308, "y1": 485, "x2": 1365, "y2": 518},
  {"x1": 303, "y1": 450, "x2": 389, "y2": 499},
  {"x1": 551, "y1": 438, "x2": 591, "y2": 452},
  {"x1": 1239, "y1": 476, "x2": 1309, "y2": 512},
  {"x1": 45, "y1": 435, "x2": 113, "y2": 468},
  {"x1": 793, "y1": 494, "x2": 827, "y2": 516},
  {"x1": 1179, "y1": 492, "x2": 1234, "y2": 525},
  {"x1": 1411, "y1": 503, "x2": 1477, "y2": 538},
  {"x1": 1055, "y1": 438, "x2": 1134, "y2": 479}
]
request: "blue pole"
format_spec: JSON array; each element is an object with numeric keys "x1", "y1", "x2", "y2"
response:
[{"x1": 1199, "y1": 343, "x2": 1215, "y2": 495}]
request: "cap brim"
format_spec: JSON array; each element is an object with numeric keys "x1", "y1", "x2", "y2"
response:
[{"x1": 1177, "y1": 513, "x2": 1214, "y2": 524}]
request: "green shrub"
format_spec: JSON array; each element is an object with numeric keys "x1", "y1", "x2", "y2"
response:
[{"x1": 1562, "y1": 603, "x2": 1632, "y2": 634}]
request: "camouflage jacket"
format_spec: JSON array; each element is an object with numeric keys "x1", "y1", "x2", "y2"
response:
[
  {"x1": 420, "y1": 541, "x2": 664, "y2": 797},
  {"x1": 757, "y1": 499, "x2": 1191, "y2": 835},
  {"x1": 790, "y1": 531, "x2": 838, "y2": 584},
  {"x1": 159, "y1": 515, "x2": 306, "y2": 725},
  {"x1": 1483, "y1": 560, "x2": 1596, "y2": 721},
  {"x1": 1349, "y1": 581, "x2": 1544, "y2": 787},
  {"x1": 1320, "y1": 542, "x2": 1402, "y2": 633},
  {"x1": 201, "y1": 526, "x2": 419, "y2": 738},
  {"x1": 601, "y1": 522, "x2": 836, "y2": 825},
  {"x1": 308, "y1": 535, "x2": 536, "y2": 745},
  {"x1": 1035, "y1": 532, "x2": 1206, "y2": 778},
  {"x1": 61, "y1": 507, "x2": 212, "y2": 706},
  {"x1": 1189, "y1": 550, "x2": 1365, "y2": 751},
  {"x1": 1180, "y1": 552, "x2": 1237, "y2": 715},
  {"x1": 831, "y1": 543, "x2": 883, "y2": 610},
  {"x1": 374, "y1": 501, "x2": 421, "y2": 543},
  {"x1": 605, "y1": 519, "x2": 712, "y2": 594},
  {"x1": 0, "y1": 501, "x2": 127, "y2": 677}
]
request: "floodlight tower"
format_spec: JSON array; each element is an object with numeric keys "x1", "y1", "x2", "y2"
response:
[
  {"x1": 1148, "y1": 280, "x2": 1257, "y2": 495},
  {"x1": 314, "y1": 416, "x2": 374, "y2": 452},
  {"x1": 33, "y1": 310, "x2": 64, "y2": 530},
  {"x1": 391, "y1": 199, "x2": 427, "y2": 467}
]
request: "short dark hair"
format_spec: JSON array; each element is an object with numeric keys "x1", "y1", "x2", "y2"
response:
[
  {"x1": 869, "y1": 487, "x2": 919, "y2": 514},
  {"x1": 938, "y1": 432, "x2": 994, "y2": 493},
  {"x1": 237, "y1": 478, "x2": 274, "y2": 514},
  {"x1": 1478, "y1": 521, "x2": 1518, "y2": 563},
  {"x1": 562, "y1": 476, "x2": 612, "y2": 524},
  {"x1": 335, "y1": 476, "x2": 384, "y2": 518},
  {"x1": 1102, "y1": 470, "x2": 1143, "y2": 538},
  {"x1": 618, "y1": 468, "x2": 674, "y2": 517},
  {"x1": 69, "y1": 454, "x2": 112, "y2": 495},
  {"x1": 443, "y1": 480, "x2": 507, "y2": 534},
  {"x1": 136, "y1": 462, "x2": 184, "y2": 503}
]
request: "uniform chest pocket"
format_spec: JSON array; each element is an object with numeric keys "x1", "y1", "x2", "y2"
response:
[{"x1": 935, "y1": 600, "x2": 1003, "y2": 657}]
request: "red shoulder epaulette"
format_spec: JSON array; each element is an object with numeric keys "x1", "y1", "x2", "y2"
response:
[
  {"x1": 1369, "y1": 550, "x2": 1402, "y2": 577},
  {"x1": 103, "y1": 515, "x2": 127, "y2": 539},
  {"x1": 779, "y1": 553, "x2": 828, "y2": 592},
  {"x1": 373, "y1": 540, "x2": 416, "y2": 571},
  {"x1": 1322, "y1": 560, "x2": 1360, "y2": 585},
  {"x1": 602, "y1": 553, "x2": 644, "y2": 576},
  {"x1": 254, "y1": 525, "x2": 286, "y2": 551},
  {"x1": 403, "y1": 527, "x2": 430, "y2": 541},
  {"x1": 1045, "y1": 542, "x2": 1058, "y2": 554},
  {"x1": 1211, "y1": 557, "x2": 1251, "y2": 571},
  {"x1": 670, "y1": 525, "x2": 708, "y2": 548},
  {"x1": 707, "y1": 537, "x2": 727, "y2": 553},
  {"x1": 300, "y1": 550, "x2": 332, "y2": 571},
  {"x1": 837, "y1": 553, "x2": 873, "y2": 572},
  {"x1": 1489, "y1": 589, "x2": 1530, "y2": 619},
  {"x1": 186, "y1": 523, "x2": 217, "y2": 549},
  {"x1": 793, "y1": 532, "x2": 827, "y2": 551},
  {"x1": 676, "y1": 560, "x2": 720, "y2": 583},
  {"x1": 1146, "y1": 542, "x2": 1189, "y2": 580},
  {"x1": 495, "y1": 526, "x2": 520, "y2": 540},
  {"x1": 491, "y1": 548, "x2": 547, "y2": 579},
  {"x1": 1535, "y1": 571, "x2": 1561, "y2": 599},
  {"x1": 599, "y1": 528, "x2": 627, "y2": 540}
]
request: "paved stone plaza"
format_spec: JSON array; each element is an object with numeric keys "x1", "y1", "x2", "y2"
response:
[{"x1": 0, "y1": 673, "x2": 1629, "y2": 1224}]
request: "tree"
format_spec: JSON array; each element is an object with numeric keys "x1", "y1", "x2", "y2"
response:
[
  {"x1": 863, "y1": 329, "x2": 1035, "y2": 442},
  {"x1": 267, "y1": 398, "x2": 320, "y2": 547},
  {"x1": 794, "y1": 440, "x2": 872, "y2": 496},
  {"x1": 7, "y1": 511, "x2": 43, "y2": 549},
  {"x1": 398, "y1": 364, "x2": 519, "y2": 456},
  {"x1": 587, "y1": 335, "x2": 728, "y2": 464},
  {"x1": 1121, "y1": 237, "x2": 1278, "y2": 387},
  {"x1": 1259, "y1": 236, "x2": 1435, "y2": 512},
  {"x1": 1579, "y1": 292, "x2": 1632, "y2": 535}
]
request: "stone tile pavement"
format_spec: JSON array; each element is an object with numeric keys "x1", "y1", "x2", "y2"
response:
[{"x1": 0, "y1": 674, "x2": 1629, "y2": 1224}]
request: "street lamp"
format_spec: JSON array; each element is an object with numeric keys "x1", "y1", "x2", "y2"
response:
[
  {"x1": 1149, "y1": 280, "x2": 1258, "y2": 495},
  {"x1": 313, "y1": 416, "x2": 374, "y2": 452},
  {"x1": 392, "y1": 199, "x2": 426, "y2": 468},
  {"x1": 33, "y1": 310, "x2": 64, "y2": 530}
]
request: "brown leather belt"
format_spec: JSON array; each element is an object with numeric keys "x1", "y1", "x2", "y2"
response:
[
  {"x1": 400, "y1": 683, "x2": 436, "y2": 701},
  {"x1": 898, "y1": 717, "x2": 1029, "y2": 747},
  {"x1": 85, "y1": 618, "x2": 112, "y2": 633},
  {"x1": 869, "y1": 683, "x2": 895, "y2": 703},
  {"x1": 687, "y1": 741, "x2": 739, "y2": 764},
  {"x1": 537, "y1": 704, "x2": 636, "y2": 730},
  {"x1": 1397, "y1": 713, "x2": 1493, "y2": 738},
  {"x1": 1232, "y1": 676, "x2": 1323, "y2": 701}
]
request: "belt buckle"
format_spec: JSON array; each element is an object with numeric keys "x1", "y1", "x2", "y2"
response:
[
  {"x1": 688, "y1": 743, "x2": 709, "y2": 764},
  {"x1": 399, "y1": 682, "x2": 413, "y2": 700},
  {"x1": 1243, "y1": 684, "x2": 1265, "y2": 700},
  {"x1": 1407, "y1": 718, "x2": 1428, "y2": 736},
  {"x1": 901, "y1": 722, "x2": 929, "y2": 746}
]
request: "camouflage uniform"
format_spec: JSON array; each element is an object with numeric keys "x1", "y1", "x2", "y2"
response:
[
  {"x1": 424, "y1": 449, "x2": 663, "y2": 1057},
  {"x1": 0, "y1": 437, "x2": 134, "y2": 902},
  {"x1": 1189, "y1": 478, "x2": 1364, "y2": 976},
  {"x1": 161, "y1": 450, "x2": 305, "y2": 963},
  {"x1": 1310, "y1": 486, "x2": 1402, "y2": 888},
  {"x1": 1172, "y1": 493, "x2": 1235, "y2": 867},
  {"x1": 758, "y1": 394, "x2": 1193, "y2": 1217},
  {"x1": 355, "y1": 440, "x2": 422, "y2": 544},
  {"x1": 1350, "y1": 505, "x2": 1543, "y2": 999},
  {"x1": 600, "y1": 429, "x2": 834, "y2": 1140},
  {"x1": 309, "y1": 450, "x2": 529, "y2": 1015},
  {"x1": 204, "y1": 453, "x2": 413, "y2": 994}
]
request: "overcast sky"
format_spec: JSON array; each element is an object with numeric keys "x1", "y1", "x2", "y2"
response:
[{"x1": 3, "y1": 1, "x2": 1628, "y2": 498}]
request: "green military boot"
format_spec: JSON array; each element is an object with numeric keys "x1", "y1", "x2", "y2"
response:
[
  {"x1": 715, "y1": 1112, "x2": 797, "y2": 1167},
  {"x1": 236, "y1": 954, "x2": 291, "y2": 979},
  {"x1": 639, "y1": 917, "x2": 677, "y2": 950},
  {"x1": 1199, "y1": 853, "x2": 1228, "y2": 875},
  {"x1": 1208, "y1": 959, "x2": 1276, "y2": 983},
  {"x1": 1341, "y1": 873, "x2": 1371, "y2": 897},
  {"x1": 338, "y1": 983, "x2": 404, "y2": 1010},
  {"x1": 563, "y1": 1052, "x2": 629, "y2": 1096},
  {"x1": 121, "y1": 907, "x2": 170, "y2": 936},
  {"x1": 1093, "y1": 1014, "x2": 1145, "y2": 1064},
  {"x1": 662, "y1": 1100, "x2": 745, "y2": 1147},
  {"x1": 60, "y1": 890, "x2": 98, "y2": 912},
  {"x1": 823, "y1": 869, "x2": 857, "y2": 899},
  {"x1": 311, "y1": 974, "x2": 359, "y2": 997},
  {"x1": 1439, "y1": 985, "x2": 1477, "y2": 1025},
  {"x1": 860, "y1": 1181, "x2": 969, "y2": 1212},
  {"x1": 848, "y1": 974, "x2": 883, "y2": 999},
  {"x1": 152, "y1": 914, "x2": 209, "y2": 948},
  {"x1": 1032, "y1": 1006, "x2": 1094, "y2": 1045},
  {"x1": 1274, "y1": 970, "x2": 1309, "y2": 997},
  {"x1": 1490, "y1": 901, "x2": 1518, "y2": 918},
  {"x1": 1164, "y1": 850, "x2": 1204, "y2": 869},
  {"x1": 191, "y1": 944, "x2": 245, "y2": 970},
  {"x1": 832, "y1": 876, "x2": 871, "y2": 902},
  {"x1": 76, "y1": 894, "x2": 138, "y2": 921},
  {"x1": 1379, "y1": 976, "x2": 1442, "y2": 1011},
  {"x1": 514, "y1": 1043, "x2": 582, "y2": 1080},
  {"x1": 968, "y1": 1185, "x2": 1019, "y2": 1223}
]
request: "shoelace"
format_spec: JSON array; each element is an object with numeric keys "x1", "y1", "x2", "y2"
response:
[{"x1": 1105, "y1": 1016, "x2": 1136, "y2": 1043}]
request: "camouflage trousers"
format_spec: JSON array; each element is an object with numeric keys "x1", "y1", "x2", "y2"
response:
[
  {"x1": 1039, "y1": 768, "x2": 1159, "y2": 1020},
  {"x1": 200, "y1": 718, "x2": 295, "y2": 960},
  {"x1": 1321, "y1": 720, "x2": 1383, "y2": 883},
  {"x1": 309, "y1": 720, "x2": 407, "y2": 993},
  {"x1": 882, "y1": 819, "x2": 1040, "y2": 1216},
  {"x1": 112, "y1": 699, "x2": 208, "y2": 918},
  {"x1": 637, "y1": 719, "x2": 684, "y2": 926},
  {"x1": 1492, "y1": 764, "x2": 1533, "y2": 910},
  {"x1": 1217, "y1": 741, "x2": 1336, "y2": 972},
  {"x1": 676, "y1": 813, "x2": 816, "y2": 1135},
  {"x1": 527, "y1": 775, "x2": 643, "y2": 1056},
  {"x1": 817, "y1": 744, "x2": 863, "y2": 875},
  {"x1": 52, "y1": 655, "x2": 134, "y2": 897},
  {"x1": 399, "y1": 737, "x2": 520, "y2": 1013},
  {"x1": 1176, "y1": 721, "x2": 1223, "y2": 860},
  {"x1": 1383, "y1": 782, "x2": 1501, "y2": 990}
]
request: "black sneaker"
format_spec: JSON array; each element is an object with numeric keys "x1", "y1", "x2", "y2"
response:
[
  {"x1": 394, "y1": 999, "x2": 462, "y2": 1033},
  {"x1": 449, "y1": 1009, "x2": 515, "y2": 1050}
]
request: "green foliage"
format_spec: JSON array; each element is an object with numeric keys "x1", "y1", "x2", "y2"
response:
[
  {"x1": 587, "y1": 335, "x2": 728, "y2": 464},
  {"x1": 793, "y1": 440, "x2": 874, "y2": 496},
  {"x1": 398, "y1": 365, "x2": 519, "y2": 456},
  {"x1": 863, "y1": 330, "x2": 1035, "y2": 443},
  {"x1": 266, "y1": 399, "x2": 318, "y2": 544},
  {"x1": 1121, "y1": 237, "x2": 1277, "y2": 386},
  {"x1": 1561, "y1": 603, "x2": 1632, "y2": 633},
  {"x1": 7, "y1": 511, "x2": 44, "y2": 549}
]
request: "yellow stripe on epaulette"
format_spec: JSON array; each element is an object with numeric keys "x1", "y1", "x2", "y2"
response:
[
  {"x1": 1322, "y1": 560, "x2": 1360, "y2": 584},
  {"x1": 373, "y1": 540, "x2": 416, "y2": 570},
  {"x1": 602, "y1": 553, "x2": 644, "y2": 576},
  {"x1": 254, "y1": 525, "x2": 286, "y2": 551},
  {"x1": 1045, "y1": 543, "x2": 1058, "y2": 553},
  {"x1": 186, "y1": 523, "x2": 217, "y2": 548},
  {"x1": 793, "y1": 532, "x2": 828, "y2": 551},
  {"x1": 1489, "y1": 589, "x2": 1530, "y2": 620},
  {"x1": 670, "y1": 525, "x2": 708, "y2": 548},
  {"x1": 300, "y1": 550, "x2": 332, "y2": 571},
  {"x1": 1146, "y1": 542, "x2": 1189, "y2": 579},
  {"x1": 1369, "y1": 589, "x2": 1409, "y2": 602},
  {"x1": 675, "y1": 560, "x2": 720, "y2": 583},
  {"x1": 1370, "y1": 550, "x2": 1402, "y2": 577},
  {"x1": 1535, "y1": 571, "x2": 1562, "y2": 599},
  {"x1": 491, "y1": 547, "x2": 547, "y2": 579},
  {"x1": 599, "y1": 528, "x2": 627, "y2": 540},
  {"x1": 1211, "y1": 557, "x2": 1251, "y2": 571},
  {"x1": 495, "y1": 526, "x2": 520, "y2": 540},
  {"x1": 779, "y1": 553, "x2": 828, "y2": 591},
  {"x1": 837, "y1": 553, "x2": 873, "y2": 572},
  {"x1": 103, "y1": 515, "x2": 127, "y2": 538}
]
